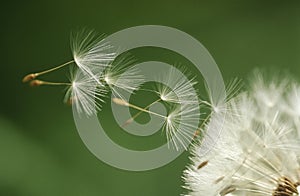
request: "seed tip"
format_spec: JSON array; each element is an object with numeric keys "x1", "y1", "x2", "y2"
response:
[
  {"x1": 197, "y1": 160, "x2": 208, "y2": 170},
  {"x1": 66, "y1": 98, "x2": 74, "y2": 106},
  {"x1": 30, "y1": 80, "x2": 43, "y2": 87},
  {"x1": 22, "y1": 73, "x2": 36, "y2": 83},
  {"x1": 193, "y1": 130, "x2": 200, "y2": 138},
  {"x1": 112, "y1": 98, "x2": 129, "y2": 106},
  {"x1": 122, "y1": 119, "x2": 133, "y2": 127}
]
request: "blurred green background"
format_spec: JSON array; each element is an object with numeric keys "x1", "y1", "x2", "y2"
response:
[{"x1": 1, "y1": 0, "x2": 300, "y2": 195}]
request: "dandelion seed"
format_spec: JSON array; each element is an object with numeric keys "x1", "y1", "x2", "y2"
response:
[
  {"x1": 163, "y1": 104, "x2": 200, "y2": 150},
  {"x1": 101, "y1": 55, "x2": 144, "y2": 98},
  {"x1": 22, "y1": 29, "x2": 115, "y2": 84},
  {"x1": 22, "y1": 60, "x2": 75, "y2": 83},
  {"x1": 113, "y1": 98, "x2": 199, "y2": 150},
  {"x1": 201, "y1": 77, "x2": 242, "y2": 115},
  {"x1": 71, "y1": 29, "x2": 116, "y2": 83},
  {"x1": 154, "y1": 66, "x2": 201, "y2": 149},
  {"x1": 64, "y1": 68, "x2": 106, "y2": 116},
  {"x1": 155, "y1": 66, "x2": 198, "y2": 104},
  {"x1": 114, "y1": 65, "x2": 200, "y2": 150},
  {"x1": 23, "y1": 70, "x2": 105, "y2": 116},
  {"x1": 183, "y1": 73, "x2": 300, "y2": 196},
  {"x1": 22, "y1": 29, "x2": 118, "y2": 116}
]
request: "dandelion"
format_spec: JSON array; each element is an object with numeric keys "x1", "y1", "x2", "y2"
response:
[
  {"x1": 22, "y1": 29, "x2": 115, "y2": 84},
  {"x1": 114, "y1": 66, "x2": 200, "y2": 150},
  {"x1": 26, "y1": 67, "x2": 106, "y2": 116},
  {"x1": 182, "y1": 73, "x2": 300, "y2": 196},
  {"x1": 22, "y1": 29, "x2": 117, "y2": 116},
  {"x1": 113, "y1": 97, "x2": 199, "y2": 150}
]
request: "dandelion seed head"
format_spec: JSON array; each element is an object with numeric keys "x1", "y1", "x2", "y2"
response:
[{"x1": 183, "y1": 73, "x2": 300, "y2": 196}]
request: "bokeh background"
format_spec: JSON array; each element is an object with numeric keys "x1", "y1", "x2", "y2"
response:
[{"x1": 1, "y1": 0, "x2": 300, "y2": 195}]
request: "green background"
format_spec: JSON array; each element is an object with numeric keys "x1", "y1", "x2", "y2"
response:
[{"x1": 1, "y1": 0, "x2": 300, "y2": 195}]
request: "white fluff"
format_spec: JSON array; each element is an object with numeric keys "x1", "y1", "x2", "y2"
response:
[
  {"x1": 64, "y1": 68, "x2": 106, "y2": 116},
  {"x1": 70, "y1": 29, "x2": 116, "y2": 84},
  {"x1": 155, "y1": 66, "x2": 198, "y2": 105},
  {"x1": 156, "y1": 67, "x2": 200, "y2": 150},
  {"x1": 183, "y1": 73, "x2": 300, "y2": 196},
  {"x1": 101, "y1": 55, "x2": 144, "y2": 98}
]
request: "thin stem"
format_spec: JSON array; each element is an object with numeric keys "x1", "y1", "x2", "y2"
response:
[
  {"x1": 113, "y1": 98, "x2": 166, "y2": 119},
  {"x1": 30, "y1": 79, "x2": 71, "y2": 87},
  {"x1": 127, "y1": 102, "x2": 166, "y2": 119},
  {"x1": 40, "y1": 81, "x2": 72, "y2": 86},
  {"x1": 122, "y1": 98, "x2": 161, "y2": 127},
  {"x1": 35, "y1": 60, "x2": 75, "y2": 77},
  {"x1": 201, "y1": 100, "x2": 213, "y2": 108},
  {"x1": 23, "y1": 60, "x2": 75, "y2": 83}
]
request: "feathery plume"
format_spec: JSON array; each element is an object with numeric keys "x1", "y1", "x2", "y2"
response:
[
  {"x1": 71, "y1": 29, "x2": 116, "y2": 84},
  {"x1": 183, "y1": 73, "x2": 300, "y2": 196},
  {"x1": 155, "y1": 66, "x2": 198, "y2": 104},
  {"x1": 22, "y1": 29, "x2": 115, "y2": 84},
  {"x1": 64, "y1": 68, "x2": 106, "y2": 116},
  {"x1": 22, "y1": 29, "x2": 118, "y2": 116},
  {"x1": 163, "y1": 104, "x2": 201, "y2": 150},
  {"x1": 101, "y1": 55, "x2": 144, "y2": 98},
  {"x1": 115, "y1": 66, "x2": 200, "y2": 150}
]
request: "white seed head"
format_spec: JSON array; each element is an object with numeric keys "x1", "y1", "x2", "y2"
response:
[
  {"x1": 64, "y1": 68, "x2": 106, "y2": 116},
  {"x1": 70, "y1": 28, "x2": 116, "y2": 84},
  {"x1": 183, "y1": 73, "x2": 300, "y2": 196}
]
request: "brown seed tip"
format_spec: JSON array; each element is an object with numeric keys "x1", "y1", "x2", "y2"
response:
[
  {"x1": 22, "y1": 73, "x2": 36, "y2": 83},
  {"x1": 193, "y1": 130, "x2": 200, "y2": 139},
  {"x1": 122, "y1": 119, "x2": 133, "y2": 127},
  {"x1": 197, "y1": 160, "x2": 208, "y2": 170},
  {"x1": 66, "y1": 97, "x2": 74, "y2": 106},
  {"x1": 30, "y1": 80, "x2": 44, "y2": 87},
  {"x1": 112, "y1": 98, "x2": 129, "y2": 106}
]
